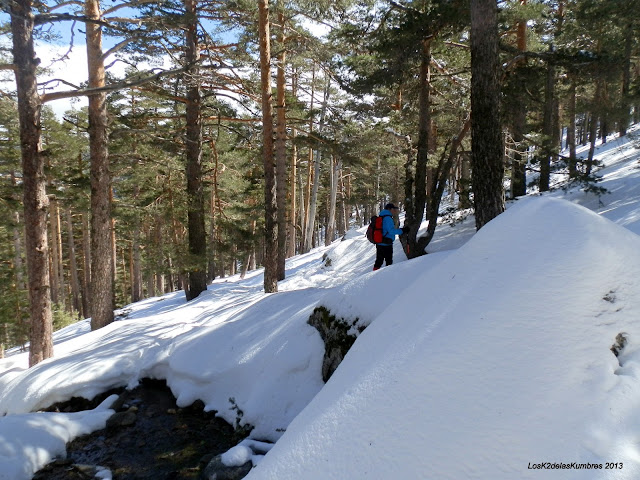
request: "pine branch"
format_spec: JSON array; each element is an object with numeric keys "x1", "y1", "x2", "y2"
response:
[{"x1": 40, "y1": 65, "x2": 193, "y2": 103}]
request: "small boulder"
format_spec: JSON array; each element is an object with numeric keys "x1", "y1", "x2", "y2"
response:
[
  {"x1": 201, "y1": 454, "x2": 252, "y2": 480},
  {"x1": 106, "y1": 409, "x2": 137, "y2": 428}
]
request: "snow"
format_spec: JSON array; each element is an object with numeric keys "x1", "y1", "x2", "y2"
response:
[
  {"x1": 2, "y1": 125, "x2": 640, "y2": 479},
  {"x1": 0, "y1": 395, "x2": 117, "y2": 480}
]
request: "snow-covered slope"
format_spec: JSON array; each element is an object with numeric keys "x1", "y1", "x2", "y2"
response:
[
  {"x1": 246, "y1": 197, "x2": 640, "y2": 480},
  {"x1": 1, "y1": 125, "x2": 640, "y2": 480}
]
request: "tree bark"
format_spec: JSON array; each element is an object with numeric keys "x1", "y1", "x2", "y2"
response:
[
  {"x1": 131, "y1": 217, "x2": 143, "y2": 303},
  {"x1": 288, "y1": 124, "x2": 298, "y2": 258},
  {"x1": 66, "y1": 210, "x2": 83, "y2": 317},
  {"x1": 539, "y1": 46, "x2": 556, "y2": 192},
  {"x1": 567, "y1": 74, "x2": 578, "y2": 177},
  {"x1": 81, "y1": 211, "x2": 91, "y2": 317},
  {"x1": 619, "y1": 21, "x2": 633, "y2": 137},
  {"x1": 86, "y1": 0, "x2": 114, "y2": 330},
  {"x1": 184, "y1": 0, "x2": 208, "y2": 301},
  {"x1": 301, "y1": 65, "x2": 315, "y2": 252},
  {"x1": 11, "y1": 0, "x2": 54, "y2": 366},
  {"x1": 402, "y1": 39, "x2": 431, "y2": 258},
  {"x1": 586, "y1": 112, "x2": 598, "y2": 175},
  {"x1": 422, "y1": 118, "x2": 471, "y2": 247},
  {"x1": 258, "y1": 0, "x2": 278, "y2": 293},
  {"x1": 275, "y1": 2, "x2": 288, "y2": 280},
  {"x1": 458, "y1": 153, "x2": 472, "y2": 209},
  {"x1": 470, "y1": 0, "x2": 505, "y2": 230},
  {"x1": 12, "y1": 210, "x2": 25, "y2": 290},
  {"x1": 48, "y1": 201, "x2": 59, "y2": 306},
  {"x1": 304, "y1": 78, "x2": 330, "y2": 253},
  {"x1": 325, "y1": 156, "x2": 341, "y2": 246},
  {"x1": 510, "y1": 0, "x2": 527, "y2": 198},
  {"x1": 49, "y1": 197, "x2": 65, "y2": 307}
]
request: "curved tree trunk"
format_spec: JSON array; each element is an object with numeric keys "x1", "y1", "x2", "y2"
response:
[{"x1": 403, "y1": 39, "x2": 431, "y2": 259}]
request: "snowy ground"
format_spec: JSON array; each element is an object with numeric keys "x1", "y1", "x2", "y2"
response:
[{"x1": 2, "y1": 125, "x2": 640, "y2": 480}]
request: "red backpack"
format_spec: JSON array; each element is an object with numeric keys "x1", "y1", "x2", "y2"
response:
[{"x1": 366, "y1": 215, "x2": 384, "y2": 244}]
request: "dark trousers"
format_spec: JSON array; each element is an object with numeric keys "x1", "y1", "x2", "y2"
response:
[{"x1": 374, "y1": 244, "x2": 393, "y2": 269}]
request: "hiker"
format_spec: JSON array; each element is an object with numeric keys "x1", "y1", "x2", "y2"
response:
[{"x1": 373, "y1": 203, "x2": 409, "y2": 271}]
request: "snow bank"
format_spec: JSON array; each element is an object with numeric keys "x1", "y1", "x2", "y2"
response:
[
  {"x1": 0, "y1": 395, "x2": 117, "y2": 480},
  {"x1": 246, "y1": 197, "x2": 640, "y2": 480},
  {"x1": 0, "y1": 288, "x2": 327, "y2": 442}
]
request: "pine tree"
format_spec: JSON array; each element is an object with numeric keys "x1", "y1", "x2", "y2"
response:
[
  {"x1": 258, "y1": 0, "x2": 278, "y2": 293},
  {"x1": 9, "y1": 0, "x2": 54, "y2": 365},
  {"x1": 470, "y1": 0, "x2": 505, "y2": 230}
]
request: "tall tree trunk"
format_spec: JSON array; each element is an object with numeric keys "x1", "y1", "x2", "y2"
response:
[
  {"x1": 403, "y1": 39, "x2": 431, "y2": 258},
  {"x1": 586, "y1": 113, "x2": 598, "y2": 175},
  {"x1": 470, "y1": 0, "x2": 505, "y2": 230},
  {"x1": 49, "y1": 201, "x2": 60, "y2": 306},
  {"x1": 240, "y1": 220, "x2": 257, "y2": 279},
  {"x1": 81, "y1": 211, "x2": 91, "y2": 317},
  {"x1": 586, "y1": 78, "x2": 603, "y2": 175},
  {"x1": 458, "y1": 153, "x2": 472, "y2": 209},
  {"x1": 12, "y1": 210, "x2": 25, "y2": 290},
  {"x1": 422, "y1": 117, "x2": 471, "y2": 247},
  {"x1": 567, "y1": 74, "x2": 578, "y2": 177},
  {"x1": 339, "y1": 172, "x2": 348, "y2": 236},
  {"x1": 298, "y1": 160, "x2": 306, "y2": 249},
  {"x1": 304, "y1": 78, "x2": 330, "y2": 253},
  {"x1": 65, "y1": 210, "x2": 83, "y2": 317},
  {"x1": 49, "y1": 197, "x2": 64, "y2": 308},
  {"x1": 131, "y1": 217, "x2": 143, "y2": 303},
  {"x1": 184, "y1": 0, "x2": 208, "y2": 301},
  {"x1": 539, "y1": 47, "x2": 556, "y2": 192},
  {"x1": 86, "y1": 0, "x2": 114, "y2": 330},
  {"x1": 208, "y1": 137, "x2": 220, "y2": 282},
  {"x1": 258, "y1": 0, "x2": 278, "y2": 293},
  {"x1": 301, "y1": 65, "x2": 315, "y2": 252},
  {"x1": 11, "y1": 0, "x2": 53, "y2": 366},
  {"x1": 304, "y1": 147, "x2": 321, "y2": 253},
  {"x1": 275, "y1": 2, "x2": 288, "y2": 280},
  {"x1": 510, "y1": 0, "x2": 527, "y2": 198},
  {"x1": 619, "y1": 21, "x2": 633, "y2": 137},
  {"x1": 288, "y1": 125, "x2": 298, "y2": 258},
  {"x1": 325, "y1": 156, "x2": 341, "y2": 246}
]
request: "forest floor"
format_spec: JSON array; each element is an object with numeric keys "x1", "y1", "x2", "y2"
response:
[{"x1": 33, "y1": 378, "x2": 242, "y2": 480}]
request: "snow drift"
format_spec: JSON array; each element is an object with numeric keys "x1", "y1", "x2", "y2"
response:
[{"x1": 246, "y1": 197, "x2": 640, "y2": 480}]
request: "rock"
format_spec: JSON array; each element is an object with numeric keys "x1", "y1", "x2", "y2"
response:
[
  {"x1": 201, "y1": 454, "x2": 252, "y2": 480},
  {"x1": 109, "y1": 392, "x2": 128, "y2": 412},
  {"x1": 188, "y1": 399, "x2": 206, "y2": 411},
  {"x1": 74, "y1": 463, "x2": 98, "y2": 477},
  {"x1": 106, "y1": 409, "x2": 137, "y2": 428},
  {"x1": 611, "y1": 332, "x2": 628, "y2": 357},
  {"x1": 307, "y1": 306, "x2": 366, "y2": 382},
  {"x1": 145, "y1": 404, "x2": 164, "y2": 417}
]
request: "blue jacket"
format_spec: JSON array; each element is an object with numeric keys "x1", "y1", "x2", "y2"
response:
[{"x1": 377, "y1": 209, "x2": 404, "y2": 245}]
